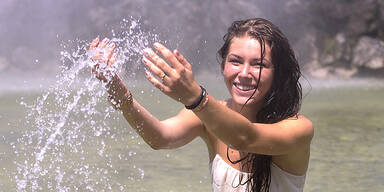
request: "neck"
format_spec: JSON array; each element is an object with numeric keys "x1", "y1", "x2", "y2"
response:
[{"x1": 230, "y1": 99, "x2": 263, "y2": 123}]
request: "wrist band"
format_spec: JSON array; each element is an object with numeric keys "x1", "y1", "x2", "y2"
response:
[
  {"x1": 193, "y1": 94, "x2": 209, "y2": 112},
  {"x1": 185, "y1": 86, "x2": 206, "y2": 110}
]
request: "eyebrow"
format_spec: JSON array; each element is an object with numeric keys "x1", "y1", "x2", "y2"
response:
[{"x1": 227, "y1": 54, "x2": 272, "y2": 64}]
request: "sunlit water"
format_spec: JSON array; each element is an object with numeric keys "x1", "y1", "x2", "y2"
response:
[{"x1": 0, "y1": 18, "x2": 383, "y2": 191}]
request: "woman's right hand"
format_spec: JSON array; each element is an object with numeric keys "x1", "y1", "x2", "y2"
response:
[
  {"x1": 89, "y1": 37, "x2": 117, "y2": 82},
  {"x1": 89, "y1": 38, "x2": 206, "y2": 150},
  {"x1": 89, "y1": 37, "x2": 131, "y2": 106}
]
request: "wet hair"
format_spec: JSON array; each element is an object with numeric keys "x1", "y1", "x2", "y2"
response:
[{"x1": 218, "y1": 18, "x2": 302, "y2": 192}]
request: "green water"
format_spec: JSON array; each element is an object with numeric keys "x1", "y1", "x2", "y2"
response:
[{"x1": 0, "y1": 78, "x2": 383, "y2": 191}]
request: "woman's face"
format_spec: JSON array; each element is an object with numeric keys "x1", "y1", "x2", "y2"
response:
[{"x1": 223, "y1": 36, "x2": 274, "y2": 108}]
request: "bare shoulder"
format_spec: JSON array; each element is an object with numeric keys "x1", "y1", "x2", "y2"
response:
[
  {"x1": 295, "y1": 114, "x2": 314, "y2": 141},
  {"x1": 284, "y1": 114, "x2": 314, "y2": 141}
]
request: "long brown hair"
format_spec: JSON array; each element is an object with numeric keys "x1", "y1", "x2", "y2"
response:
[{"x1": 218, "y1": 18, "x2": 302, "y2": 192}]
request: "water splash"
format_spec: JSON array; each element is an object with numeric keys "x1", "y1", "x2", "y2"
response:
[{"x1": 12, "y1": 18, "x2": 159, "y2": 191}]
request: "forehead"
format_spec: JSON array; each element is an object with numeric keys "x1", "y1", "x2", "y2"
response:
[{"x1": 228, "y1": 36, "x2": 271, "y2": 59}]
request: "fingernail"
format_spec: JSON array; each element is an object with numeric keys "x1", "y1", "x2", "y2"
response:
[
  {"x1": 108, "y1": 43, "x2": 115, "y2": 48},
  {"x1": 102, "y1": 38, "x2": 109, "y2": 43},
  {"x1": 153, "y1": 42, "x2": 161, "y2": 48},
  {"x1": 174, "y1": 49, "x2": 179, "y2": 56},
  {"x1": 143, "y1": 48, "x2": 151, "y2": 56},
  {"x1": 142, "y1": 56, "x2": 147, "y2": 63},
  {"x1": 92, "y1": 37, "x2": 99, "y2": 43}
]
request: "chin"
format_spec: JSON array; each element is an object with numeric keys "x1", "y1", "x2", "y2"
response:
[{"x1": 232, "y1": 95, "x2": 259, "y2": 106}]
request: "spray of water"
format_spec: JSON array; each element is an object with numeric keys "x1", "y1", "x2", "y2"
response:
[{"x1": 11, "y1": 18, "x2": 159, "y2": 191}]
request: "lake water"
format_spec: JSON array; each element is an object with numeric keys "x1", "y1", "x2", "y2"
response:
[{"x1": 0, "y1": 76, "x2": 383, "y2": 192}]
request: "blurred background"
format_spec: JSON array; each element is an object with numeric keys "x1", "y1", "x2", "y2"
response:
[
  {"x1": 0, "y1": 0, "x2": 383, "y2": 191},
  {"x1": 1, "y1": 0, "x2": 384, "y2": 85}
]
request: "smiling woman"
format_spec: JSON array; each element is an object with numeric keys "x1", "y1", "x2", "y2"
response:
[
  {"x1": 223, "y1": 36, "x2": 274, "y2": 110},
  {"x1": 90, "y1": 18, "x2": 313, "y2": 192}
]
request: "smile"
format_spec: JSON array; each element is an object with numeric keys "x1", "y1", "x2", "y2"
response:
[{"x1": 234, "y1": 83, "x2": 256, "y2": 91}]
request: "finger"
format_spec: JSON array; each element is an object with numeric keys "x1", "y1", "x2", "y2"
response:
[
  {"x1": 92, "y1": 54, "x2": 106, "y2": 63},
  {"x1": 144, "y1": 70, "x2": 170, "y2": 93},
  {"x1": 89, "y1": 37, "x2": 100, "y2": 51},
  {"x1": 142, "y1": 56, "x2": 170, "y2": 85},
  {"x1": 105, "y1": 42, "x2": 116, "y2": 64},
  {"x1": 153, "y1": 42, "x2": 184, "y2": 71},
  {"x1": 143, "y1": 48, "x2": 174, "y2": 76},
  {"x1": 108, "y1": 53, "x2": 117, "y2": 67},
  {"x1": 98, "y1": 38, "x2": 110, "y2": 48},
  {"x1": 174, "y1": 49, "x2": 192, "y2": 71},
  {"x1": 92, "y1": 40, "x2": 114, "y2": 66}
]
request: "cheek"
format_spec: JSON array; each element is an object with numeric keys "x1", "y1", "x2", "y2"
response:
[
  {"x1": 223, "y1": 64, "x2": 235, "y2": 89},
  {"x1": 260, "y1": 70, "x2": 274, "y2": 90},
  {"x1": 223, "y1": 64, "x2": 231, "y2": 80},
  {"x1": 223, "y1": 63, "x2": 238, "y2": 77}
]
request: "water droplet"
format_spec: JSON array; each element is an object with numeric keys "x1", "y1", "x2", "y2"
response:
[{"x1": 12, "y1": 17, "x2": 160, "y2": 190}]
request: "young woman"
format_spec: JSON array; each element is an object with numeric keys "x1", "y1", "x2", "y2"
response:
[{"x1": 90, "y1": 18, "x2": 313, "y2": 192}]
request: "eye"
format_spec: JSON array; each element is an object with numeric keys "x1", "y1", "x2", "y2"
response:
[
  {"x1": 251, "y1": 62, "x2": 265, "y2": 68},
  {"x1": 228, "y1": 59, "x2": 241, "y2": 65}
]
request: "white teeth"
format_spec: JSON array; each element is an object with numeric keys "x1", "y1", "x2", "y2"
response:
[{"x1": 235, "y1": 84, "x2": 255, "y2": 91}]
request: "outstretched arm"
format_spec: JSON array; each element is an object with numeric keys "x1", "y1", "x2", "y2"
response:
[
  {"x1": 89, "y1": 37, "x2": 204, "y2": 149},
  {"x1": 120, "y1": 95, "x2": 204, "y2": 149},
  {"x1": 143, "y1": 42, "x2": 313, "y2": 155},
  {"x1": 193, "y1": 99, "x2": 313, "y2": 155}
]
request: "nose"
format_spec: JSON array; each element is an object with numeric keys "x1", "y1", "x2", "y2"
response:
[{"x1": 239, "y1": 63, "x2": 251, "y2": 77}]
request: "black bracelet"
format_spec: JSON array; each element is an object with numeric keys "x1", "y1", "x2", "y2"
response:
[{"x1": 185, "y1": 86, "x2": 206, "y2": 110}]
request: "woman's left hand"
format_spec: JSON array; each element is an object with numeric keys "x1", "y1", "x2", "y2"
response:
[{"x1": 142, "y1": 42, "x2": 201, "y2": 106}]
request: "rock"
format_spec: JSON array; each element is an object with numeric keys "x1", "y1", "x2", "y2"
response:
[
  {"x1": 353, "y1": 36, "x2": 384, "y2": 69},
  {"x1": 309, "y1": 66, "x2": 358, "y2": 78},
  {"x1": 294, "y1": 30, "x2": 319, "y2": 69},
  {"x1": 309, "y1": 66, "x2": 332, "y2": 78},
  {"x1": 334, "y1": 67, "x2": 358, "y2": 78}
]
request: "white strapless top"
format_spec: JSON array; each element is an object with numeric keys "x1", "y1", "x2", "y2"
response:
[{"x1": 209, "y1": 154, "x2": 306, "y2": 192}]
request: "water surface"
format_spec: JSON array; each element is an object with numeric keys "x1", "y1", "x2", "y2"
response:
[{"x1": 0, "y1": 77, "x2": 383, "y2": 191}]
